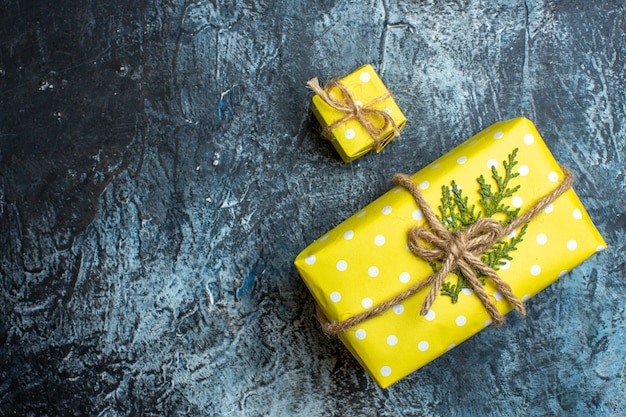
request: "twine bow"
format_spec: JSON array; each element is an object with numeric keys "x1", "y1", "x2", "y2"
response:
[
  {"x1": 307, "y1": 77, "x2": 400, "y2": 152},
  {"x1": 318, "y1": 166, "x2": 574, "y2": 335}
]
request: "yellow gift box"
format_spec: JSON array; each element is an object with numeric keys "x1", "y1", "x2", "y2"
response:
[
  {"x1": 294, "y1": 117, "x2": 606, "y2": 388},
  {"x1": 308, "y1": 64, "x2": 406, "y2": 162}
]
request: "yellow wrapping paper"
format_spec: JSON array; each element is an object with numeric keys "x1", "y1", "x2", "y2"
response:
[
  {"x1": 310, "y1": 64, "x2": 406, "y2": 162},
  {"x1": 294, "y1": 117, "x2": 606, "y2": 388}
]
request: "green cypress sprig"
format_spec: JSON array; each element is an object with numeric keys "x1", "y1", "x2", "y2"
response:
[
  {"x1": 436, "y1": 148, "x2": 526, "y2": 303},
  {"x1": 482, "y1": 224, "x2": 528, "y2": 270},
  {"x1": 440, "y1": 273, "x2": 468, "y2": 304},
  {"x1": 478, "y1": 148, "x2": 522, "y2": 222}
]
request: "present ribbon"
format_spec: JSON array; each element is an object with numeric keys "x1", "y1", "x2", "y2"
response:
[
  {"x1": 318, "y1": 166, "x2": 574, "y2": 335},
  {"x1": 307, "y1": 77, "x2": 400, "y2": 152}
]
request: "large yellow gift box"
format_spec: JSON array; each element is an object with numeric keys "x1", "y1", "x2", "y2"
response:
[
  {"x1": 294, "y1": 117, "x2": 606, "y2": 388},
  {"x1": 308, "y1": 64, "x2": 406, "y2": 162}
]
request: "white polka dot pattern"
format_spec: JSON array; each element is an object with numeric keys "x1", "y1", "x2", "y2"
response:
[
  {"x1": 393, "y1": 304, "x2": 404, "y2": 314},
  {"x1": 425, "y1": 310, "x2": 436, "y2": 321},
  {"x1": 548, "y1": 171, "x2": 559, "y2": 182},
  {"x1": 536, "y1": 234, "x2": 548, "y2": 245},
  {"x1": 336, "y1": 260, "x2": 347, "y2": 271},
  {"x1": 293, "y1": 117, "x2": 607, "y2": 389},
  {"x1": 518, "y1": 165, "x2": 529, "y2": 176}
]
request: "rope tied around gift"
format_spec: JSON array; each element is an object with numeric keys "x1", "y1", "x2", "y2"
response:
[
  {"x1": 307, "y1": 77, "x2": 400, "y2": 152},
  {"x1": 318, "y1": 166, "x2": 574, "y2": 336}
]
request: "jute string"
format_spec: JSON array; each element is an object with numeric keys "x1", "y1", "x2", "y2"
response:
[
  {"x1": 318, "y1": 165, "x2": 574, "y2": 335},
  {"x1": 307, "y1": 78, "x2": 400, "y2": 152}
]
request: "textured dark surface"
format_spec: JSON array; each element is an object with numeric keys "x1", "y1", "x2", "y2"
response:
[{"x1": 1, "y1": 1, "x2": 624, "y2": 415}]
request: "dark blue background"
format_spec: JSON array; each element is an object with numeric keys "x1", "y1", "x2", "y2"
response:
[{"x1": 1, "y1": 1, "x2": 624, "y2": 415}]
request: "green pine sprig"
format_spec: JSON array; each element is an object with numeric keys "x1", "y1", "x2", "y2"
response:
[
  {"x1": 482, "y1": 224, "x2": 528, "y2": 270},
  {"x1": 477, "y1": 148, "x2": 522, "y2": 222},
  {"x1": 438, "y1": 182, "x2": 479, "y2": 230},
  {"x1": 435, "y1": 148, "x2": 526, "y2": 303},
  {"x1": 440, "y1": 273, "x2": 468, "y2": 304}
]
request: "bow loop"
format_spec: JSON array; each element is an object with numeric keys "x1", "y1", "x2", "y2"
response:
[
  {"x1": 407, "y1": 226, "x2": 447, "y2": 262},
  {"x1": 464, "y1": 217, "x2": 505, "y2": 254}
]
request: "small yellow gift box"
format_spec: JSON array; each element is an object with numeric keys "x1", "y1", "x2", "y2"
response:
[
  {"x1": 307, "y1": 64, "x2": 406, "y2": 162},
  {"x1": 294, "y1": 117, "x2": 606, "y2": 388}
]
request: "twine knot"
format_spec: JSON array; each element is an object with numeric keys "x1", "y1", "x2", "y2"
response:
[
  {"x1": 410, "y1": 217, "x2": 504, "y2": 266},
  {"x1": 307, "y1": 77, "x2": 399, "y2": 152},
  {"x1": 317, "y1": 165, "x2": 574, "y2": 336},
  {"x1": 447, "y1": 231, "x2": 468, "y2": 260},
  {"x1": 404, "y1": 204, "x2": 522, "y2": 324}
]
